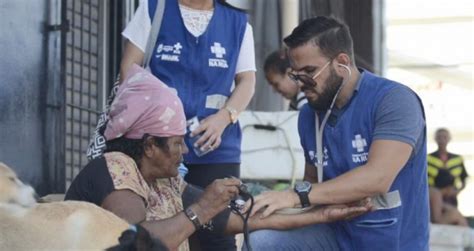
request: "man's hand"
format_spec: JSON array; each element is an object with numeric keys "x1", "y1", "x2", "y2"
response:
[
  {"x1": 194, "y1": 178, "x2": 241, "y2": 222},
  {"x1": 190, "y1": 110, "x2": 230, "y2": 152},
  {"x1": 248, "y1": 190, "x2": 300, "y2": 218}
]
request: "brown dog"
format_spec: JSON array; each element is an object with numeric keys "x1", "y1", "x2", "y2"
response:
[{"x1": 0, "y1": 162, "x2": 130, "y2": 250}]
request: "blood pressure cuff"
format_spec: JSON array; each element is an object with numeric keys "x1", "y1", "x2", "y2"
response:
[{"x1": 182, "y1": 184, "x2": 231, "y2": 234}]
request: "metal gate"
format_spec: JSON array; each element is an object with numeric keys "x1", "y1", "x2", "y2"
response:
[
  {"x1": 59, "y1": 0, "x2": 135, "y2": 191},
  {"x1": 62, "y1": 0, "x2": 104, "y2": 188}
]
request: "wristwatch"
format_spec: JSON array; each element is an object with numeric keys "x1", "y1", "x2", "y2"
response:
[
  {"x1": 224, "y1": 106, "x2": 238, "y2": 124},
  {"x1": 184, "y1": 207, "x2": 201, "y2": 230},
  {"x1": 294, "y1": 181, "x2": 312, "y2": 208}
]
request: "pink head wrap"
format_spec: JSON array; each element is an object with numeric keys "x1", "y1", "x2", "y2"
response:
[{"x1": 104, "y1": 64, "x2": 186, "y2": 140}]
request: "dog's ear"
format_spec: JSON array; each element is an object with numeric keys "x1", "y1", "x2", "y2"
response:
[{"x1": 106, "y1": 225, "x2": 169, "y2": 251}]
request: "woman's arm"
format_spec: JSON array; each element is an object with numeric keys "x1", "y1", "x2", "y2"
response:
[
  {"x1": 224, "y1": 204, "x2": 370, "y2": 234},
  {"x1": 140, "y1": 204, "x2": 213, "y2": 248},
  {"x1": 119, "y1": 41, "x2": 144, "y2": 82},
  {"x1": 181, "y1": 183, "x2": 369, "y2": 235},
  {"x1": 103, "y1": 178, "x2": 240, "y2": 250},
  {"x1": 102, "y1": 189, "x2": 199, "y2": 249}
]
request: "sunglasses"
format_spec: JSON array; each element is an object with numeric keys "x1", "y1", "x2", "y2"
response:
[{"x1": 288, "y1": 60, "x2": 331, "y2": 88}]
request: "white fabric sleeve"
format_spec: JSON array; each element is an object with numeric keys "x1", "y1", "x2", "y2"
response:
[
  {"x1": 235, "y1": 23, "x2": 256, "y2": 74},
  {"x1": 121, "y1": 0, "x2": 151, "y2": 53},
  {"x1": 296, "y1": 92, "x2": 308, "y2": 109}
]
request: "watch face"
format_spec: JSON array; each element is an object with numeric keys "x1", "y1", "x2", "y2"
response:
[{"x1": 295, "y1": 181, "x2": 311, "y2": 193}]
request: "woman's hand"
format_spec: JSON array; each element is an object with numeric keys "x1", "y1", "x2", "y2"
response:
[
  {"x1": 194, "y1": 178, "x2": 241, "y2": 221},
  {"x1": 310, "y1": 202, "x2": 372, "y2": 223},
  {"x1": 190, "y1": 110, "x2": 231, "y2": 152}
]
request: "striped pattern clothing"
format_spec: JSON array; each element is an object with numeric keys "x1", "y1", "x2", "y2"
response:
[
  {"x1": 427, "y1": 150, "x2": 468, "y2": 189},
  {"x1": 289, "y1": 91, "x2": 307, "y2": 111}
]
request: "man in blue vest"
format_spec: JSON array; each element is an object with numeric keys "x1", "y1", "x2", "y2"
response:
[{"x1": 246, "y1": 16, "x2": 429, "y2": 250}]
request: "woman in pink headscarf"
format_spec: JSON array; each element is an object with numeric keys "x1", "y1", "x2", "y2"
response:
[{"x1": 65, "y1": 65, "x2": 370, "y2": 251}]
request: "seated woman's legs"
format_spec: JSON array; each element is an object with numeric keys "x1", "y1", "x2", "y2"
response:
[{"x1": 443, "y1": 204, "x2": 468, "y2": 226}]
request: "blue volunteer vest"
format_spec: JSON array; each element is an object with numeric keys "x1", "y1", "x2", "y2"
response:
[
  {"x1": 148, "y1": 0, "x2": 247, "y2": 164},
  {"x1": 298, "y1": 71, "x2": 429, "y2": 250}
]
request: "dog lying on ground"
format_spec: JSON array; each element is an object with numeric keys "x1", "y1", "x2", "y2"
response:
[{"x1": 0, "y1": 162, "x2": 131, "y2": 250}]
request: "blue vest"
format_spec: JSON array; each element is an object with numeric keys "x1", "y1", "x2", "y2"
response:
[
  {"x1": 298, "y1": 71, "x2": 429, "y2": 250},
  {"x1": 148, "y1": 0, "x2": 247, "y2": 164}
]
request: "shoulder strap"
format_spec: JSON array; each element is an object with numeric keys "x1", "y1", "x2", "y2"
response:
[
  {"x1": 143, "y1": 0, "x2": 165, "y2": 68},
  {"x1": 87, "y1": 1, "x2": 165, "y2": 160}
]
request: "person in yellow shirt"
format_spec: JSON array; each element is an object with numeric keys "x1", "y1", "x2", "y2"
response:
[
  {"x1": 429, "y1": 168, "x2": 468, "y2": 226},
  {"x1": 427, "y1": 128, "x2": 469, "y2": 206}
]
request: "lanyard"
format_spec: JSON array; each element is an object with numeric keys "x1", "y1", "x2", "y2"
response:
[
  {"x1": 314, "y1": 110, "x2": 331, "y2": 183},
  {"x1": 314, "y1": 69, "x2": 352, "y2": 183}
]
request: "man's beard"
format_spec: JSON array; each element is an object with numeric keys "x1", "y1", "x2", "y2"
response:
[{"x1": 304, "y1": 67, "x2": 344, "y2": 111}]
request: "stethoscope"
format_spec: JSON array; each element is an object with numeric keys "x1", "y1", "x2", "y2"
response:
[{"x1": 314, "y1": 64, "x2": 352, "y2": 183}]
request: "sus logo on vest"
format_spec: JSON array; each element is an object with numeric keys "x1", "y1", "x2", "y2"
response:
[
  {"x1": 209, "y1": 42, "x2": 228, "y2": 68},
  {"x1": 351, "y1": 134, "x2": 368, "y2": 163}
]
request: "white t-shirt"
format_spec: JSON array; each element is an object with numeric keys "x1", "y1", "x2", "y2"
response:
[{"x1": 122, "y1": 0, "x2": 256, "y2": 74}]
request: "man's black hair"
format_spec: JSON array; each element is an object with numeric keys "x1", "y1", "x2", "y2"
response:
[
  {"x1": 105, "y1": 134, "x2": 169, "y2": 167},
  {"x1": 435, "y1": 127, "x2": 449, "y2": 135},
  {"x1": 263, "y1": 50, "x2": 290, "y2": 75},
  {"x1": 434, "y1": 168, "x2": 455, "y2": 189},
  {"x1": 284, "y1": 16, "x2": 354, "y2": 61}
]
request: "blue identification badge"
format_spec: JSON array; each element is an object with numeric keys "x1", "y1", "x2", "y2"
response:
[{"x1": 187, "y1": 116, "x2": 213, "y2": 157}]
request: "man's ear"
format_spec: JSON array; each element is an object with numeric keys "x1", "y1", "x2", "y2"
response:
[{"x1": 334, "y1": 53, "x2": 351, "y2": 75}]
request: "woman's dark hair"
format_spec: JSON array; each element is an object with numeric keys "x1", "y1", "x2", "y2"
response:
[
  {"x1": 105, "y1": 134, "x2": 169, "y2": 166},
  {"x1": 263, "y1": 50, "x2": 290, "y2": 75},
  {"x1": 284, "y1": 16, "x2": 354, "y2": 61}
]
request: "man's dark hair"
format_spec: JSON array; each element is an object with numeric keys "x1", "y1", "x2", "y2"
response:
[
  {"x1": 435, "y1": 127, "x2": 449, "y2": 135},
  {"x1": 284, "y1": 16, "x2": 354, "y2": 61},
  {"x1": 263, "y1": 50, "x2": 290, "y2": 75},
  {"x1": 435, "y1": 168, "x2": 455, "y2": 189},
  {"x1": 105, "y1": 134, "x2": 169, "y2": 166}
]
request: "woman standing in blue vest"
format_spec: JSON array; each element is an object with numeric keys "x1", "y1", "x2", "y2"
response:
[
  {"x1": 246, "y1": 16, "x2": 430, "y2": 250},
  {"x1": 119, "y1": 0, "x2": 256, "y2": 250}
]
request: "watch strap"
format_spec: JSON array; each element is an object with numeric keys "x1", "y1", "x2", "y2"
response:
[
  {"x1": 297, "y1": 191, "x2": 311, "y2": 208},
  {"x1": 184, "y1": 207, "x2": 201, "y2": 230}
]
